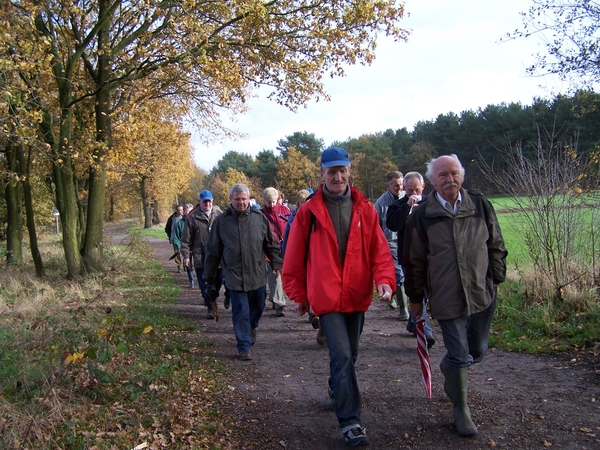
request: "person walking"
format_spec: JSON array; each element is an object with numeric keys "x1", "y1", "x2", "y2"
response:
[
  {"x1": 374, "y1": 171, "x2": 408, "y2": 317},
  {"x1": 180, "y1": 190, "x2": 224, "y2": 319},
  {"x1": 173, "y1": 203, "x2": 195, "y2": 288},
  {"x1": 385, "y1": 171, "x2": 435, "y2": 348},
  {"x1": 203, "y1": 184, "x2": 283, "y2": 361},
  {"x1": 282, "y1": 147, "x2": 396, "y2": 447},
  {"x1": 260, "y1": 187, "x2": 292, "y2": 317},
  {"x1": 403, "y1": 154, "x2": 507, "y2": 437},
  {"x1": 164, "y1": 205, "x2": 184, "y2": 272}
]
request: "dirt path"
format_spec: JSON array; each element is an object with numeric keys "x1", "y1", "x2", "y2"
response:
[{"x1": 141, "y1": 232, "x2": 599, "y2": 450}]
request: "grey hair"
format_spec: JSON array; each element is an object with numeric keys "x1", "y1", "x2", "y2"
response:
[
  {"x1": 263, "y1": 187, "x2": 279, "y2": 202},
  {"x1": 403, "y1": 171, "x2": 424, "y2": 185},
  {"x1": 229, "y1": 183, "x2": 250, "y2": 197},
  {"x1": 425, "y1": 154, "x2": 465, "y2": 187},
  {"x1": 296, "y1": 189, "x2": 311, "y2": 207}
]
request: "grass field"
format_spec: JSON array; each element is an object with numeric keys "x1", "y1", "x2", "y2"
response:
[{"x1": 488, "y1": 195, "x2": 600, "y2": 353}]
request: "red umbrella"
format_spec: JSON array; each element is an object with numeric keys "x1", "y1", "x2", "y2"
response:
[{"x1": 416, "y1": 316, "x2": 432, "y2": 398}]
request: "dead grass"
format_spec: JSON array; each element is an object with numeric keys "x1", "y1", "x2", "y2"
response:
[{"x1": 0, "y1": 226, "x2": 232, "y2": 449}]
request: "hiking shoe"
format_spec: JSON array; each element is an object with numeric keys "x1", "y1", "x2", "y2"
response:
[
  {"x1": 238, "y1": 351, "x2": 252, "y2": 361},
  {"x1": 398, "y1": 309, "x2": 409, "y2": 321},
  {"x1": 251, "y1": 328, "x2": 257, "y2": 346},
  {"x1": 406, "y1": 322, "x2": 416, "y2": 335},
  {"x1": 311, "y1": 315, "x2": 320, "y2": 330},
  {"x1": 205, "y1": 307, "x2": 214, "y2": 320},
  {"x1": 328, "y1": 385, "x2": 334, "y2": 400},
  {"x1": 389, "y1": 296, "x2": 399, "y2": 309},
  {"x1": 275, "y1": 305, "x2": 285, "y2": 317},
  {"x1": 342, "y1": 426, "x2": 370, "y2": 447},
  {"x1": 224, "y1": 295, "x2": 231, "y2": 309},
  {"x1": 426, "y1": 335, "x2": 436, "y2": 349},
  {"x1": 316, "y1": 327, "x2": 326, "y2": 346},
  {"x1": 189, "y1": 281, "x2": 194, "y2": 289}
]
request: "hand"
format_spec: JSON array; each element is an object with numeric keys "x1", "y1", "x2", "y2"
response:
[
  {"x1": 296, "y1": 301, "x2": 310, "y2": 316},
  {"x1": 183, "y1": 258, "x2": 190, "y2": 267},
  {"x1": 273, "y1": 269, "x2": 281, "y2": 279},
  {"x1": 377, "y1": 284, "x2": 392, "y2": 301},
  {"x1": 407, "y1": 194, "x2": 421, "y2": 207},
  {"x1": 410, "y1": 302, "x2": 424, "y2": 320},
  {"x1": 205, "y1": 284, "x2": 219, "y2": 302}
]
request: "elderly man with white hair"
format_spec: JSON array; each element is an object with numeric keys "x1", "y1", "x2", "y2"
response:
[{"x1": 403, "y1": 154, "x2": 507, "y2": 437}]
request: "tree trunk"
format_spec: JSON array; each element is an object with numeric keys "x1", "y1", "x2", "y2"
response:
[
  {"x1": 152, "y1": 200, "x2": 161, "y2": 225},
  {"x1": 40, "y1": 108, "x2": 83, "y2": 279},
  {"x1": 53, "y1": 110, "x2": 84, "y2": 279},
  {"x1": 141, "y1": 177, "x2": 153, "y2": 228},
  {"x1": 4, "y1": 143, "x2": 23, "y2": 265},
  {"x1": 35, "y1": 11, "x2": 83, "y2": 279},
  {"x1": 83, "y1": 164, "x2": 106, "y2": 271},
  {"x1": 108, "y1": 194, "x2": 115, "y2": 222},
  {"x1": 16, "y1": 143, "x2": 45, "y2": 277},
  {"x1": 82, "y1": 0, "x2": 112, "y2": 272}
]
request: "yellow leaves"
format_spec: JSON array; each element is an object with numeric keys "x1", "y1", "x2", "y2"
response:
[
  {"x1": 143, "y1": 325, "x2": 153, "y2": 334},
  {"x1": 97, "y1": 327, "x2": 109, "y2": 338},
  {"x1": 275, "y1": 147, "x2": 319, "y2": 196},
  {"x1": 61, "y1": 351, "x2": 86, "y2": 365}
]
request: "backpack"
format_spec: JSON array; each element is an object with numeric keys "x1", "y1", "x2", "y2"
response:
[
  {"x1": 280, "y1": 209, "x2": 296, "y2": 259},
  {"x1": 281, "y1": 207, "x2": 316, "y2": 259}
]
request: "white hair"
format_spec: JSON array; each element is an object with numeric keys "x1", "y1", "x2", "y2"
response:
[{"x1": 425, "y1": 154, "x2": 465, "y2": 187}]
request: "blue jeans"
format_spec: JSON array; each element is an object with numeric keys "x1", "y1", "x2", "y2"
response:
[
  {"x1": 438, "y1": 292, "x2": 497, "y2": 369},
  {"x1": 195, "y1": 267, "x2": 223, "y2": 307},
  {"x1": 229, "y1": 287, "x2": 266, "y2": 353},
  {"x1": 319, "y1": 312, "x2": 365, "y2": 429}
]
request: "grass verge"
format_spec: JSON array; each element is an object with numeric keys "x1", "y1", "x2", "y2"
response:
[
  {"x1": 0, "y1": 227, "x2": 232, "y2": 449},
  {"x1": 491, "y1": 279, "x2": 600, "y2": 353}
]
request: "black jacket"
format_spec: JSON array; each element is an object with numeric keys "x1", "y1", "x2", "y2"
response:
[{"x1": 385, "y1": 194, "x2": 428, "y2": 264}]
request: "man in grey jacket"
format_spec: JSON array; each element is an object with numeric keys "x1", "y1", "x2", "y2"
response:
[
  {"x1": 203, "y1": 183, "x2": 283, "y2": 361},
  {"x1": 404, "y1": 154, "x2": 507, "y2": 438},
  {"x1": 374, "y1": 171, "x2": 408, "y2": 317}
]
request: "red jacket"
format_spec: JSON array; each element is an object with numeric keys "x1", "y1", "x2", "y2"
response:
[
  {"x1": 260, "y1": 204, "x2": 291, "y2": 243},
  {"x1": 282, "y1": 185, "x2": 396, "y2": 316}
]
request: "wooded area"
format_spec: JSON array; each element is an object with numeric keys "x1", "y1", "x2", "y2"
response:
[
  {"x1": 0, "y1": 0, "x2": 409, "y2": 277},
  {"x1": 203, "y1": 91, "x2": 600, "y2": 203}
]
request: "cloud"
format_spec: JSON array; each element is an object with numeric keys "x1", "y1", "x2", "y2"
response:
[{"x1": 191, "y1": 0, "x2": 562, "y2": 171}]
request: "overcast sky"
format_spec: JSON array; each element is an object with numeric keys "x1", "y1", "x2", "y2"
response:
[{"x1": 190, "y1": 0, "x2": 565, "y2": 171}]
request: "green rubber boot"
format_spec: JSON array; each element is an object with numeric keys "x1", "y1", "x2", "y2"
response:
[
  {"x1": 397, "y1": 285, "x2": 409, "y2": 320},
  {"x1": 441, "y1": 366, "x2": 478, "y2": 437}
]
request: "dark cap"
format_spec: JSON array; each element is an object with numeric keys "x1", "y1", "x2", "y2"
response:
[{"x1": 321, "y1": 147, "x2": 351, "y2": 167}]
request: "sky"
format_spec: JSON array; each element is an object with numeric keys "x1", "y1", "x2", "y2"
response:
[{"x1": 190, "y1": 0, "x2": 566, "y2": 171}]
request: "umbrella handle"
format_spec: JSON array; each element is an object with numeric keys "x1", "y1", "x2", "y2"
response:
[{"x1": 211, "y1": 300, "x2": 218, "y2": 322}]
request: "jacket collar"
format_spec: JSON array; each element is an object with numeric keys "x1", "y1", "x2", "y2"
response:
[{"x1": 425, "y1": 188, "x2": 475, "y2": 218}]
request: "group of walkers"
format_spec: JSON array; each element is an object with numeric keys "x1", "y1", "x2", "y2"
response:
[{"x1": 165, "y1": 147, "x2": 507, "y2": 447}]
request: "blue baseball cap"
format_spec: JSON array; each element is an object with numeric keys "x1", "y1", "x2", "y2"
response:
[
  {"x1": 199, "y1": 190, "x2": 213, "y2": 201},
  {"x1": 321, "y1": 147, "x2": 351, "y2": 167}
]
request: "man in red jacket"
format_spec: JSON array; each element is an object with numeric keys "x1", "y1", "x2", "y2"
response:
[{"x1": 282, "y1": 147, "x2": 396, "y2": 448}]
